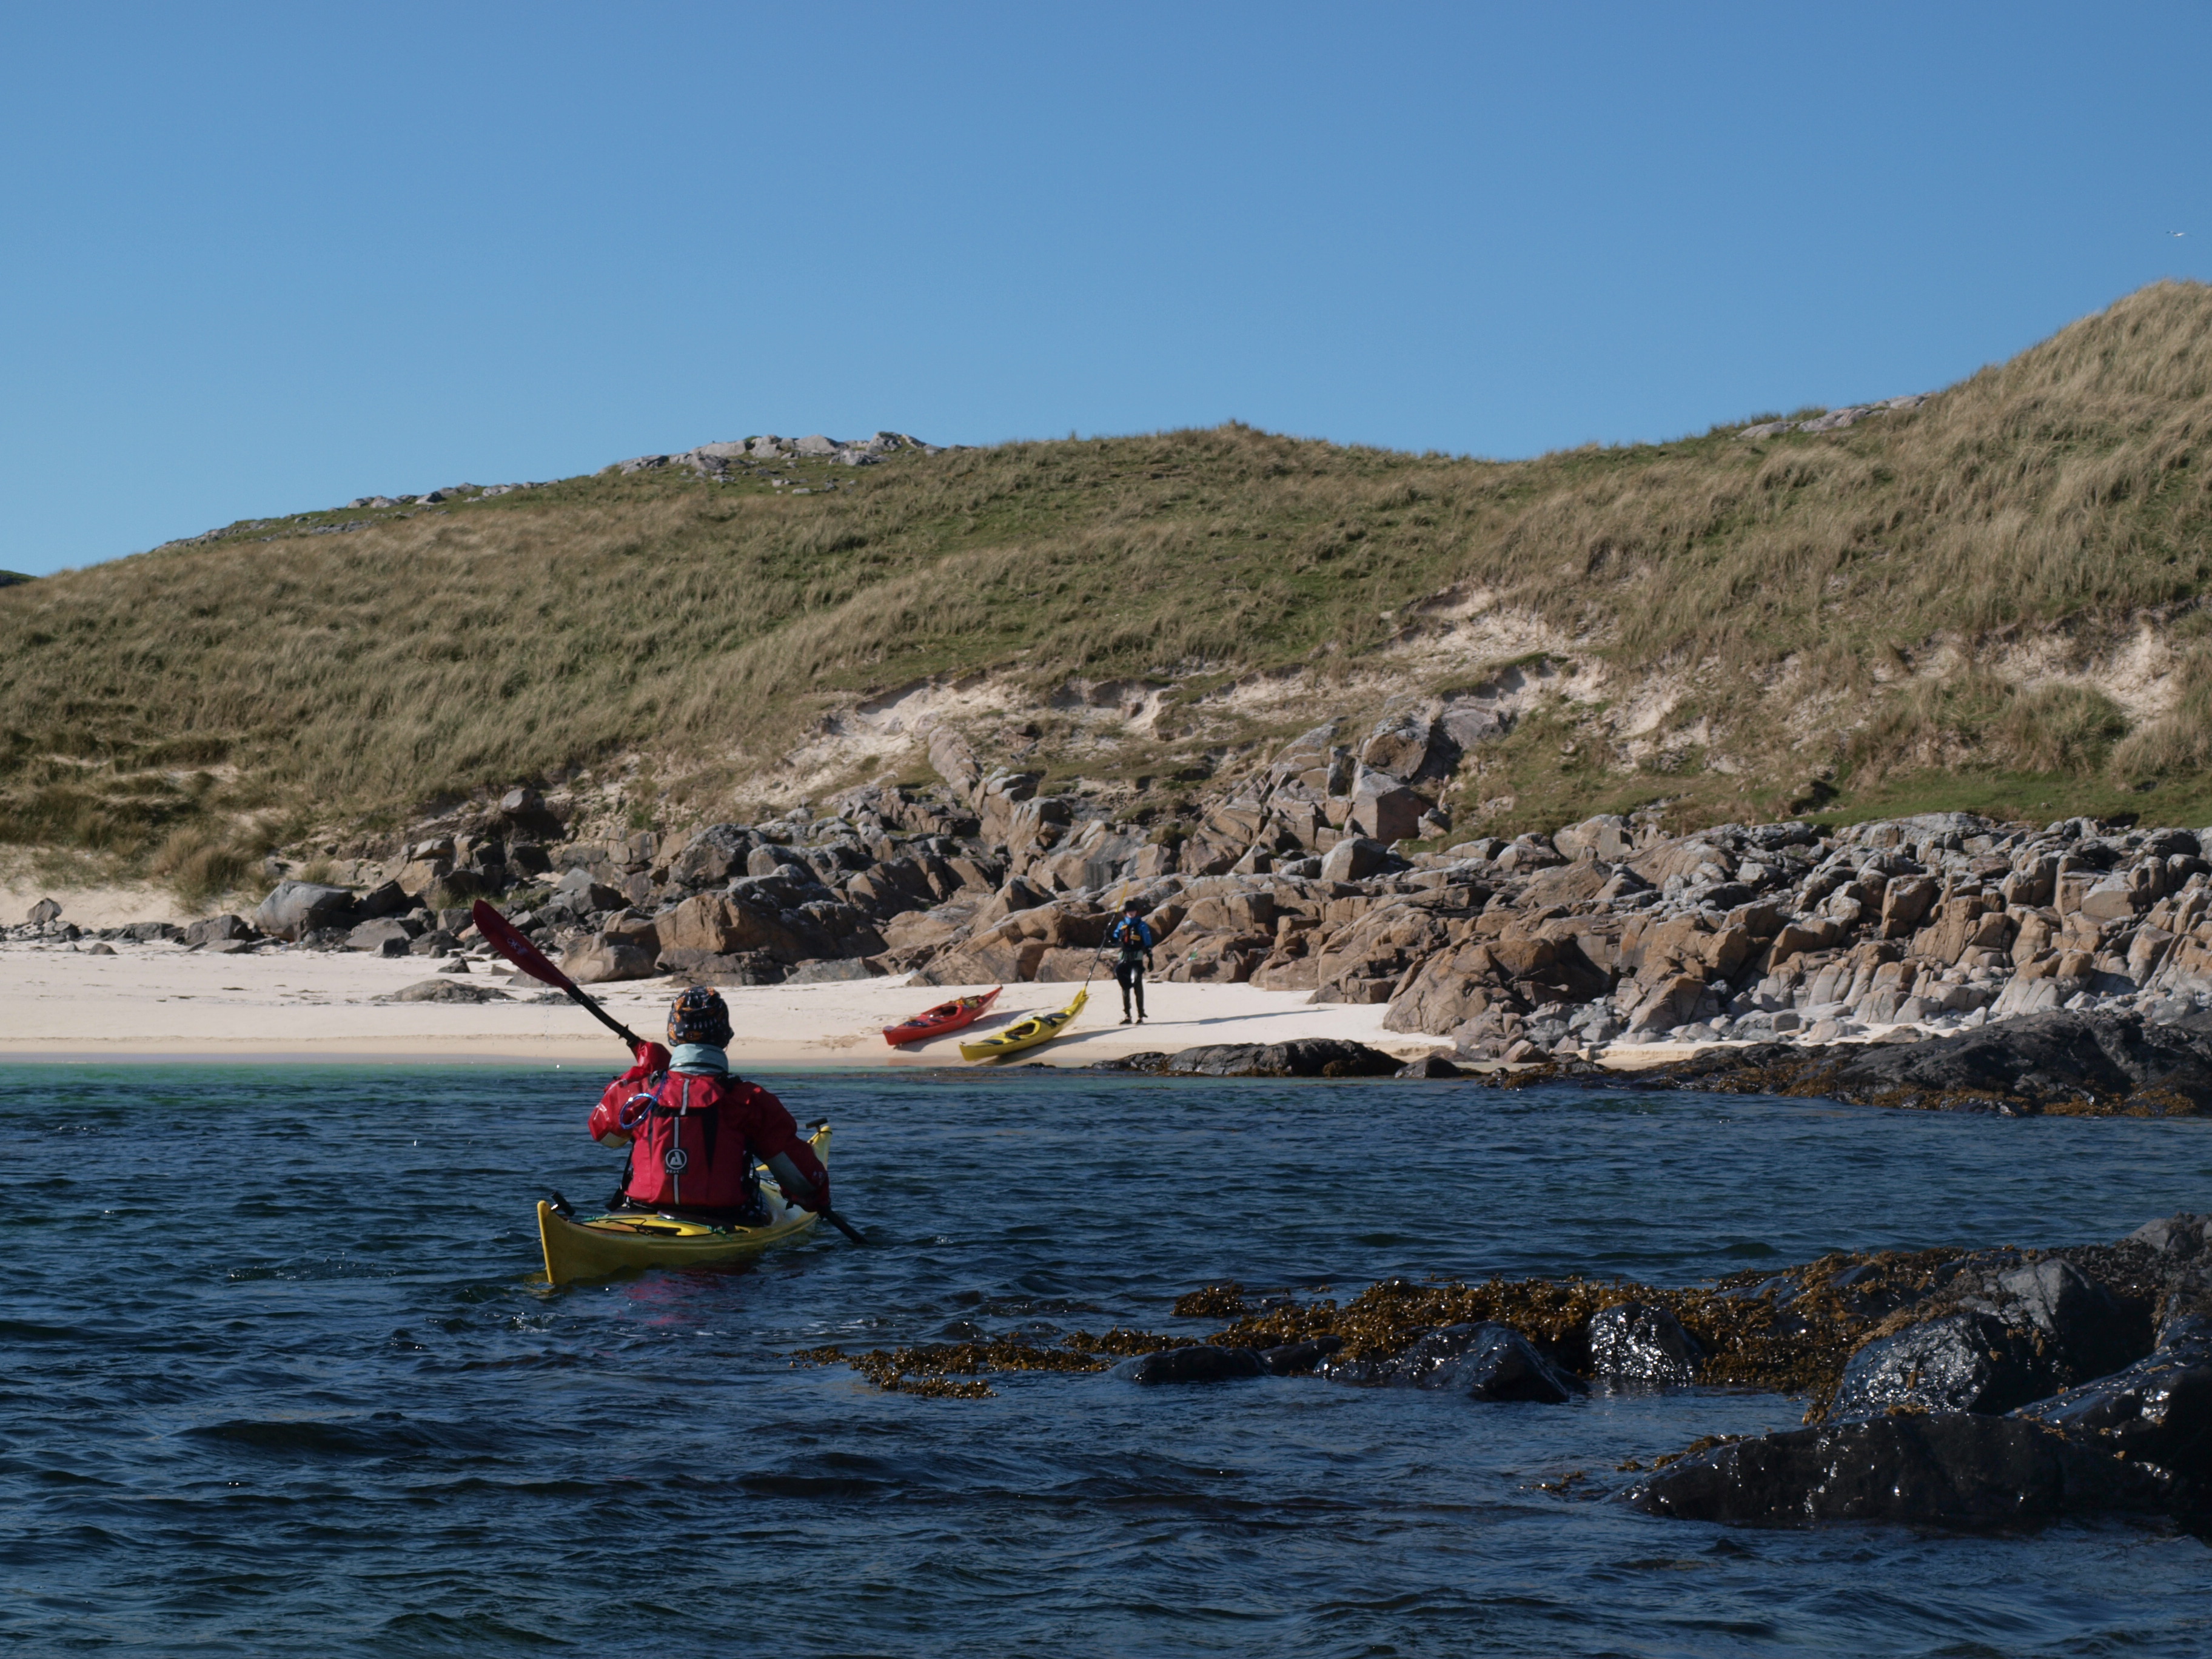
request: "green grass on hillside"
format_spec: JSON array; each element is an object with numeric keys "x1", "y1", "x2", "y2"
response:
[{"x1": 7, "y1": 280, "x2": 2212, "y2": 873}]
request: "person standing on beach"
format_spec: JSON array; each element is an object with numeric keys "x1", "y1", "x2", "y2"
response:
[{"x1": 1106, "y1": 899, "x2": 1156, "y2": 1025}]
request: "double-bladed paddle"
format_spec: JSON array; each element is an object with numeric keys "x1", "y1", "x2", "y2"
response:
[{"x1": 471, "y1": 899, "x2": 867, "y2": 1245}]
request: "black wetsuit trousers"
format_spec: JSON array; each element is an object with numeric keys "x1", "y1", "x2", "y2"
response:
[{"x1": 1114, "y1": 955, "x2": 1147, "y2": 1016}]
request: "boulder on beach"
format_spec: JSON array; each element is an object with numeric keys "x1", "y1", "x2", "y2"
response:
[
  {"x1": 253, "y1": 881, "x2": 360, "y2": 942},
  {"x1": 375, "y1": 980, "x2": 516, "y2": 1004},
  {"x1": 563, "y1": 938, "x2": 660, "y2": 984},
  {"x1": 182, "y1": 914, "x2": 254, "y2": 948}
]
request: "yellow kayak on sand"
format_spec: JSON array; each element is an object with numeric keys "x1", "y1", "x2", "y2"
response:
[
  {"x1": 959, "y1": 985, "x2": 1088, "y2": 1062},
  {"x1": 537, "y1": 1124, "x2": 831, "y2": 1285}
]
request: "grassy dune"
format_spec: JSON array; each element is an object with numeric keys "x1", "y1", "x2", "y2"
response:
[{"x1": 8, "y1": 281, "x2": 2212, "y2": 883}]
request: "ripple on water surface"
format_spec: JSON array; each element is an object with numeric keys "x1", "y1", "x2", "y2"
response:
[{"x1": 2, "y1": 1063, "x2": 2209, "y2": 1656}]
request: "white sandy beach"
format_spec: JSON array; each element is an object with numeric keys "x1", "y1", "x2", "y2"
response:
[{"x1": 0, "y1": 936, "x2": 1469, "y2": 1067}]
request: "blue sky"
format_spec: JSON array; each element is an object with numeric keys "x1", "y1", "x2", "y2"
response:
[{"x1": 4, "y1": 2, "x2": 2208, "y2": 575}]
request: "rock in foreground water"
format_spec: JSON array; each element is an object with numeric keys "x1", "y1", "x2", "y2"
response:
[{"x1": 1626, "y1": 1414, "x2": 2179, "y2": 1527}]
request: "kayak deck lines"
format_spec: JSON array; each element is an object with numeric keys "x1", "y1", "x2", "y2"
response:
[
  {"x1": 959, "y1": 985, "x2": 1088, "y2": 1062},
  {"x1": 537, "y1": 1124, "x2": 831, "y2": 1284}
]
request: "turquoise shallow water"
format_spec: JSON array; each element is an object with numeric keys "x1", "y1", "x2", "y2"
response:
[{"x1": 3, "y1": 1062, "x2": 2210, "y2": 1656}]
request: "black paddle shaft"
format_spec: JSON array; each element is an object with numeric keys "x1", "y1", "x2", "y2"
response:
[{"x1": 562, "y1": 984, "x2": 646, "y2": 1053}]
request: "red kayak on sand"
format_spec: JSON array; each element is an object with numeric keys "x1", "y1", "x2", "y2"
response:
[{"x1": 883, "y1": 987, "x2": 1002, "y2": 1047}]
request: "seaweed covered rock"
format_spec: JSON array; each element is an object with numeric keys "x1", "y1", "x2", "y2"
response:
[
  {"x1": 1153, "y1": 1039, "x2": 1401, "y2": 1078},
  {"x1": 1324, "y1": 1322, "x2": 1585, "y2": 1403},
  {"x1": 1828, "y1": 1259, "x2": 2140, "y2": 1420},
  {"x1": 1826, "y1": 1010, "x2": 2212, "y2": 1111},
  {"x1": 1116, "y1": 1346, "x2": 1262, "y2": 1384},
  {"x1": 1829, "y1": 1311, "x2": 2059, "y2": 1419},
  {"x1": 2013, "y1": 1317, "x2": 2212, "y2": 1497},
  {"x1": 1587, "y1": 1300, "x2": 1703, "y2": 1387},
  {"x1": 1625, "y1": 1414, "x2": 2177, "y2": 1527},
  {"x1": 1637, "y1": 1011, "x2": 2212, "y2": 1115},
  {"x1": 1255, "y1": 1336, "x2": 1343, "y2": 1375}
]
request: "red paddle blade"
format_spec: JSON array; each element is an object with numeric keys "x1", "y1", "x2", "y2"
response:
[{"x1": 471, "y1": 900, "x2": 570, "y2": 990}]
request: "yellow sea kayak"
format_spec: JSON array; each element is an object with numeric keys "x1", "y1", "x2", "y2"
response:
[
  {"x1": 959, "y1": 985, "x2": 1088, "y2": 1062},
  {"x1": 537, "y1": 1125, "x2": 830, "y2": 1285}
]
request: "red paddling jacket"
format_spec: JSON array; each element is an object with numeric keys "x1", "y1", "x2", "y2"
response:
[{"x1": 589, "y1": 1048, "x2": 829, "y2": 1213}]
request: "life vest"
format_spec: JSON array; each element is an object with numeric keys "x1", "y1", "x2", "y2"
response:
[
  {"x1": 616, "y1": 1070, "x2": 759, "y2": 1211},
  {"x1": 1108, "y1": 917, "x2": 1153, "y2": 960}
]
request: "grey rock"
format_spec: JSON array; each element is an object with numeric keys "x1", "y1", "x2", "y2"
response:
[
  {"x1": 561, "y1": 938, "x2": 660, "y2": 984},
  {"x1": 1157, "y1": 1039, "x2": 1399, "y2": 1078},
  {"x1": 793, "y1": 434, "x2": 837, "y2": 456},
  {"x1": 785, "y1": 958, "x2": 882, "y2": 984},
  {"x1": 1626, "y1": 1412, "x2": 2176, "y2": 1526},
  {"x1": 26, "y1": 898, "x2": 60, "y2": 925},
  {"x1": 182, "y1": 914, "x2": 253, "y2": 948},
  {"x1": 1396, "y1": 1054, "x2": 1464, "y2": 1079},
  {"x1": 554, "y1": 868, "x2": 626, "y2": 913},
  {"x1": 1829, "y1": 1311, "x2": 2065, "y2": 1419},
  {"x1": 1437, "y1": 703, "x2": 1507, "y2": 751},
  {"x1": 659, "y1": 949, "x2": 786, "y2": 987},
  {"x1": 2013, "y1": 1317, "x2": 2212, "y2": 1495},
  {"x1": 346, "y1": 917, "x2": 417, "y2": 956},
  {"x1": 1349, "y1": 766, "x2": 1429, "y2": 845},
  {"x1": 1361, "y1": 711, "x2": 1443, "y2": 781},
  {"x1": 747, "y1": 843, "x2": 812, "y2": 880},
  {"x1": 375, "y1": 980, "x2": 516, "y2": 1004},
  {"x1": 253, "y1": 882, "x2": 360, "y2": 942},
  {"x1": 84, "y1": 942, "x2": 116, "y2": 956},
  {"x1": 1116, "y1": 1346, "x2": 1264, "y2": 1384},
  {"x1": 356, "y1": 880, "x2": 411, "y2": 920},
  {"x1": 1320, "y1": 836, "x2": 1390, "y2": 883},
  {"x1": 2125, "y1": 1213, "x2": 2212, "y2": 1258},
  {"x1": 1992, "y1": 1258, "x2": 2138, "y2": 1379},
  {"x1": 1587, "y1": 1300, "x2": 1703, "y2": 1387},
  {"x1": 671, "y1": 823, "x2": 756, "y2": 887},
  {"x1": 1330, "y1": 1322, "x2": 1584, "y2": 1403},
  {"x1": 1256, "y1": 1336, "x2": 1344, "y2": 1375}
]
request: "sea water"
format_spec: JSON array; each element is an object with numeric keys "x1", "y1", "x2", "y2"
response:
[{"x1": 2, "y1": 1064, "x2": 2208, "y2": 1656}]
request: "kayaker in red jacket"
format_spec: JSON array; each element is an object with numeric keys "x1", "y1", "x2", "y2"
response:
[{"x1": 586, "y1": 986, "x2": 831, "y2": 1222}]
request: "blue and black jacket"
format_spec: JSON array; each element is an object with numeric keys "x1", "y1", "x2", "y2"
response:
[{"x1": 1107, "y1": 916, "x2": 1155, "y2": 959}]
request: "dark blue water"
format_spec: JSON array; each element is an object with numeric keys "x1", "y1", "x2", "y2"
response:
[{"x1": 4, "y1": 1064, "x2": 2210, "y2": 1657}]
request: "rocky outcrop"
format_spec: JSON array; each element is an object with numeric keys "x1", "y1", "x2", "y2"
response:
[
  {"x1": 1626, "y1": 1413, "x2": 2178, "y2": 1527},
  {"x1": 822, "y1": 1210, "x2": 2212, "y2": 1530},
  {"x1": 75, "y1": 711, "x2": 2212, "y2": 1071},
  {"x1": 1631, "y1": 1009, "x2": 2212, "y2": 1115},
  {"x1": 1322, "y1": 1322, "x2": 1586, "y2": 1403},
  {"x1": 1098, "y1": 1039, "x2": 1401, "y2": 1078}
]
